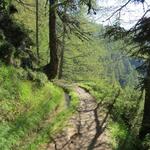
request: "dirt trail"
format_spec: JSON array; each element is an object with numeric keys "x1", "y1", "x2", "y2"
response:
[{"x1": 47, "y1": 87, "x2": 112, "y2": 150}]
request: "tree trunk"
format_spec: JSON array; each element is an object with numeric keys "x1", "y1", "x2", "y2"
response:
[
  {"x1": 36, "y1": 0, "x2": 39, "y2": 61},
  {"x1": 44, "y1": 0, "x2": 58, "y2": 79},
  {"x1": 139, "y1": 63, "x2": 150, "y2": 140},
  {"x1": 58, "y1": 24, "x2": 66, "y2": 79}
]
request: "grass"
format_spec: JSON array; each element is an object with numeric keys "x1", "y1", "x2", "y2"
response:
[
  {"x1": 22, "y1": 89, "x2": 79, "y2": 150},
  {"x1": 0, "y1": 65, "x2": 143, "y2": 150},
  {"x1": 108, "y1": 121, "x2": 142, "y2": 150},
  {"x1": 78, "y1": 79, "x2": 121, "y2": 103},
  {"x1": 78, "y1": 79, "x2": 143, "y2": 150},
  {"x1": 108, "y1": 122, "x2": 128, "y2": 149},
  {"x1": 0, "y1": 65, "x2": 79, "y2": 150}
]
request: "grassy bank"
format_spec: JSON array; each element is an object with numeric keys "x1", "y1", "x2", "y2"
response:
[{"x1": 0, "y1": 65, "x2": 79, "y2": 150}]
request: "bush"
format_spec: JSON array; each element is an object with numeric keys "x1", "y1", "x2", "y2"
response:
[
  {"x1": 0, "y1": 65, "x2": 20, "y2": 100},
  {"x1": 108, "y1": 122, "x2": 128, "y2": 149},
  {"x1": 79, "y1": 79, "x2": 143, "y2": 150},
  {"x1": 142, "y1": 134, "x2": 150, "y2": 150}
]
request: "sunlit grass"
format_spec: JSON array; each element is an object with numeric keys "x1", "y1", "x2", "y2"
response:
[{"x1": 0, "y1": 65, "x2": 79, "y2": 150}]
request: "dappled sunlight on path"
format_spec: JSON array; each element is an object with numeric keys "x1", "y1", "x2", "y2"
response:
[{"x1": 47, "y1": 87, "x2": 112, "y2": 150}]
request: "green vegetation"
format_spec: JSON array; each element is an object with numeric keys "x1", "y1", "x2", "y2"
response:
[
  {"x1": 0, "y1": 0, "x2": 150, "y2": 150},
  {"x1": 79, "y1": 79, "x2": 143, "y2": 149},
  {"x1": 0, "y1": 64, "x2": 79, "y2": 150}
]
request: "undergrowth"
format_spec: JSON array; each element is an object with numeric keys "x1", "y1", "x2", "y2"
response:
[
  {"x1": 79, "y1": 79, "x2": 144, "y2": 150},
  {"x1": 0, "y1": 65, "x2": 79, "y2": 150}
]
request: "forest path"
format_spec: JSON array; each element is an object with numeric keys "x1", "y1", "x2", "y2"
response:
[{"x1": 47, "y1": 86, "x2": 112, "y2": 150}]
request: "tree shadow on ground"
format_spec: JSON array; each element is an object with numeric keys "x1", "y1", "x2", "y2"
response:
[
  {"x1": 87, "y1": 91, "x2": 120, "y2": 150},
  {"x1": 47, "y1": 89, "x2": 120, "y2": 150}
]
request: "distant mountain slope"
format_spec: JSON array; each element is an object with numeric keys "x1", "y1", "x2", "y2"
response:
[{"x1": 63, "y1": 23, "x2": 138, "y2": 87}]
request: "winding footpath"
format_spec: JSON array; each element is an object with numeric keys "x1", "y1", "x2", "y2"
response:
[{"x1": 47, "y1": 87, "x2": 112, "y2": 150}]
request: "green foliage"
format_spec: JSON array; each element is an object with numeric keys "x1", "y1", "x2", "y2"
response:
[
  {"x1": 26, "y1": 69, "x2": 48, "y2": 86},
  {"x1": 0, "y1": 65, "x2": 63, "y2": 149},
  {"x1": 0, "y1": 65, "x2": 20, "y2": 100},
  {"x1": 79, "y1": 79, "x2": 142, "y2": 123},
  {"x1": 24, "y1": 91, "x2": 79, "y2": 150},
  {"x1": 112, "y1": 87, "x2": 142, "y2": 127},
  {"x1": 0, "y1": 64, "x2": 79, "y2": 150},
  {"x1": 0, "y1": 0, "x2": 36, "y2": 68},
  {"x1": 142, "y1": 134, "x2": 150, "y2": 150},
  {"x1": 108, "y1": 121, "x2": 142, "y2": 150},
  {"x1": 0, "y1": 1, "x2": 144, "y2": 149},
  {"x1": 69, "y1": 91, "x2": 79, "y2": 110},
  {"x1": 108, "y1": 122, "x2": 128, "y2": 149},
  {"x1": 79, "y1": 79, "x2": 120, "y2": 102},
  {"x1": 79, "y1": 79, "x2": 143, "y2": 150},
  {"x1": 62, "y1": 23, "x2": 138, "y2": 87},
  {"x1": 13, "y1": 0, "x2": 49, "y2": 65}
]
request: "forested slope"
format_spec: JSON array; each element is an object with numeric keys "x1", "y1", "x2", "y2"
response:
[
  {"x1": 0, "y1": 0, "x2": 149, "y2": 150},
  {"x1": 13, "y1": 0, "x2": 138, "y2": 87}
]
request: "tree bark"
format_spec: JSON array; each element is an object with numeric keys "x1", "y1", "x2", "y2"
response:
[
  {"x1": 139, "y1": 63, "x2": 150, "y2": 140},
  {"x1": 58, "y1": 23, "x2": 66, "y2": 79},
  {"x1": 44, "y1": 0, "x2": 58, "y2": 79}
]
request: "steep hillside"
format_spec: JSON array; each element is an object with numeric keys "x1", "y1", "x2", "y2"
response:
[{"x1": 0, "y1": 1, "x2": 147, "y2": 150}]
